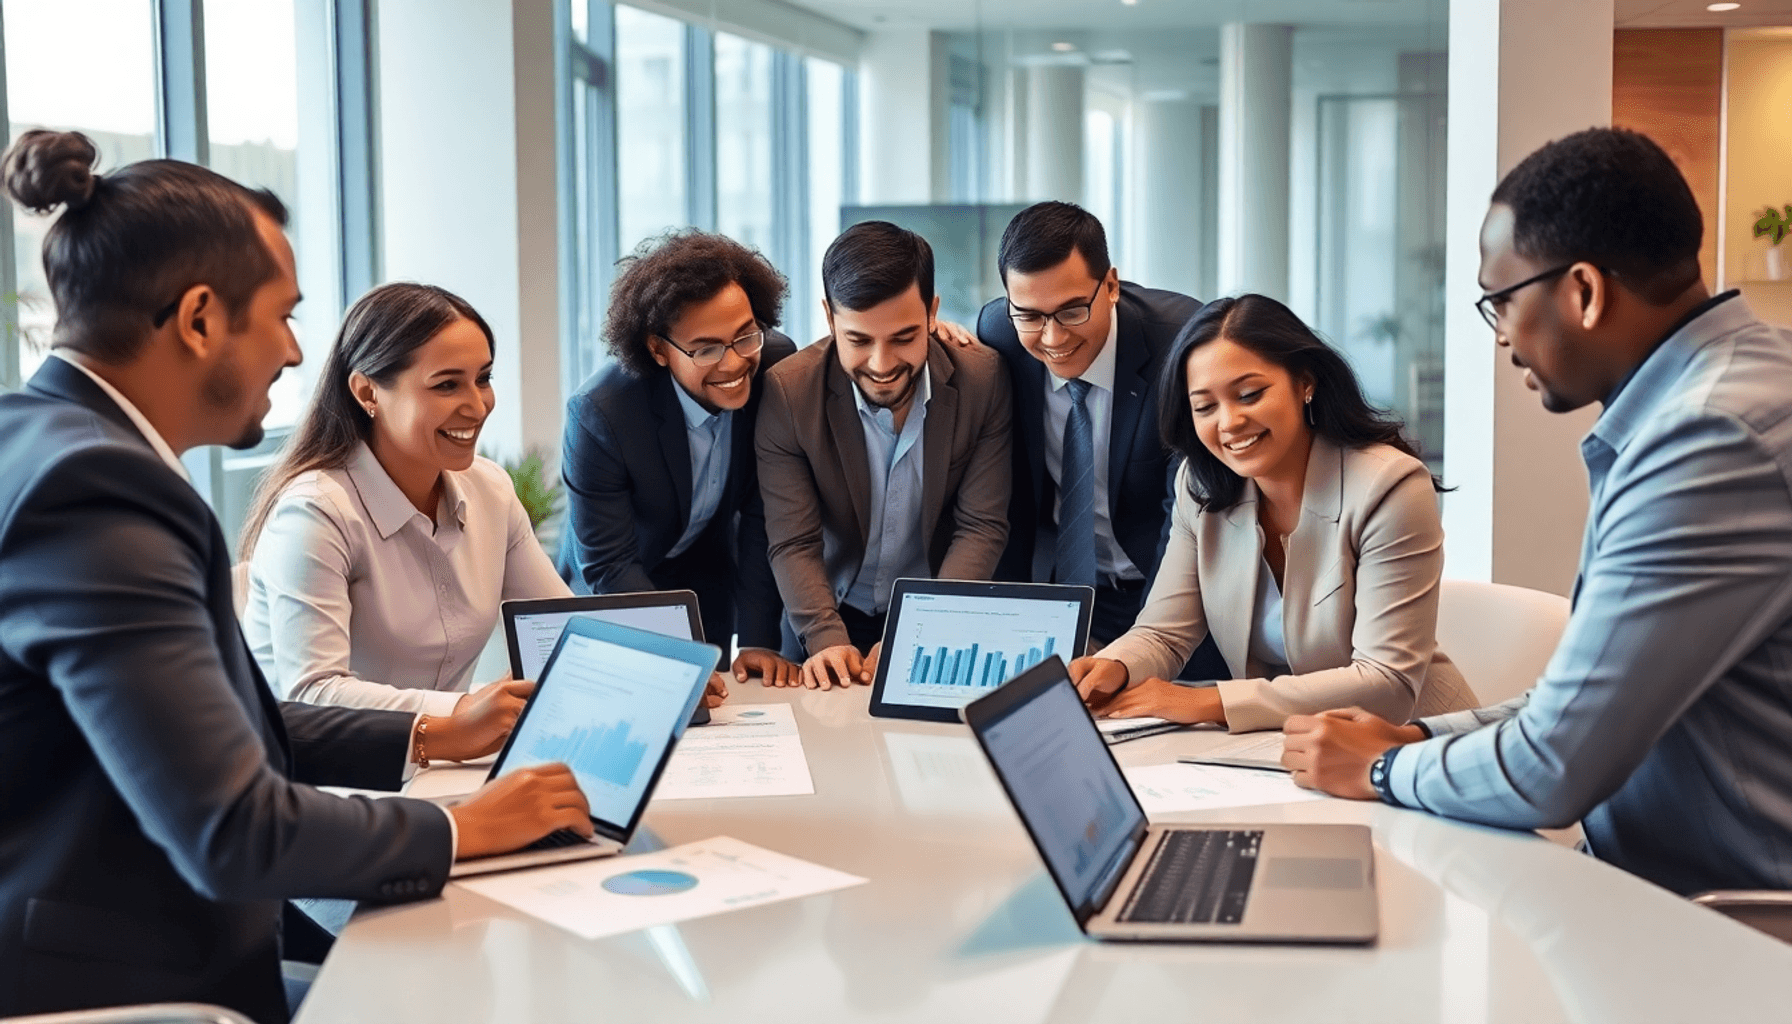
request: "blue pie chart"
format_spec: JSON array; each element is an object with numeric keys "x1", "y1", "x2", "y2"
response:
[{"x1": 602, "y1": 869, "x2": 699, "y2": 896}]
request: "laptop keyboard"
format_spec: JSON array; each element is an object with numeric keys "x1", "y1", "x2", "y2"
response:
[
  {"x1": 525, "y1": 829, "x2": 592, "y2": 850},
  {"x1": 1118, "y1": 829, "x2": 1264, "y2": 925}
]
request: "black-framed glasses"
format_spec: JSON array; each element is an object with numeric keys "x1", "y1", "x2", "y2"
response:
[
  {"x1": 659, "y1": 327, "x2": 765, "y2": 367},
  {"x1": 1009, "y1": 281, "x2": 1105, "y2": 335},
  {"x1": 1474, "y1": 263, "x2": 1589, "y2": 329}
]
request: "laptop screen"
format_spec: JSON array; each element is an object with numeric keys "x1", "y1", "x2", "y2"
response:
[
  {"x1": 494, "y1": 627, "x2": 705, "y2": 828},
  {"x1": 511, "y1": 604, "x2": 695, "y2": 683},
  {"x1": 978, "y1": 673, "x2": 1146, "y2": 910},
  {"x1": 879, "y1": 589, "x2": 1086, "y2": 711}
]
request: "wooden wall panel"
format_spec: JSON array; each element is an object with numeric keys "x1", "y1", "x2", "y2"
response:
[{"x1": 1613, "y1": 28, "x2": 1724, "y2": 287}]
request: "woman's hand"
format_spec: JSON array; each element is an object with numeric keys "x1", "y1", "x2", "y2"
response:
[
  {"x1": 433, "y1": 679, "x2": 535, "y2": 760},
  {"x1": 1095, "y1": 676, "x2": 1226, "y2": 725},
  {"x1": 1068, "y1": 656, "x2": 1130, "y2": 710}
]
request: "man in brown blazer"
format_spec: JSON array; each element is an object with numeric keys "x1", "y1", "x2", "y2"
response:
[{"x1": 757, "y1": 221, "x2": 1013, "y2": 690}]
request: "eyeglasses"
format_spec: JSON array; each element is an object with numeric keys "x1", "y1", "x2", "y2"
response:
[
  {"x1": 1475, "y1": 263, "x2": 1602, "y2": 329},
  {"x1": 1009, "y1": 281, "x2": 1105, "y2": 335},
  {"x1": 659, "y1": 327, "x2": 765, "y2": 367}
]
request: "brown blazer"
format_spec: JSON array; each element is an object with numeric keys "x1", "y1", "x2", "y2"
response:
[
  {"x1": 756, "y1": 335, "x2": 1013, "y2": 654},
  {"x1": 1100, "y1": 437, "x2": 1479, "y2": 732}
]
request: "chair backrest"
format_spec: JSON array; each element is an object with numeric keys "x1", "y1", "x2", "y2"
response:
[
  {"x1": 231, "y1": 562, "x2": 251, "y2": 622},
  {"x1": 1436, "y1": 579, "x2": 1570, "y2": 706},
  {"x1": 0, "y1": 1001, "x2": 257, "y2": 1024}
]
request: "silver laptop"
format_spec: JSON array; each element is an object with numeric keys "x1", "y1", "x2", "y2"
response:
[
  {"x1": 963, "y1": 657, "x2": 1378, "y2": 943},
  {"x1": 445, "y1": 615, "x2": 718, "y2": 879}
]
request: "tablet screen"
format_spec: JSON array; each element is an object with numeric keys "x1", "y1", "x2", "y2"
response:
[
  {"x1": 878, "y1": 590, "x2": 1086, "y2": 711},
  {"x1": 511, "y1": 604, "x2": 695, "y2": 682},
  {"x1": 495, "y1": 629, "x2": 704, "y2": 827}
]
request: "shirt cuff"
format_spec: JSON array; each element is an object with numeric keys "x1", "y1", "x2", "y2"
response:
[
  {"x1": 1385, "y1": 741, "x2": 1424, "y2": 809},
  {"x1": 401, "y1": 713, "x2": 423, "y2": 783},
  {"x1": 439, "y1": 801, "x2": 460, "y2": 861},
  {"x1": 422, "y1": 687, "x2": 464, "y2": 718}
]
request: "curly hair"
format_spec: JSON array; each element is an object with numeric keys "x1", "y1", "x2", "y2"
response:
[{"x1": 603, "y1": 229, "x2": 787, "y2": 375}]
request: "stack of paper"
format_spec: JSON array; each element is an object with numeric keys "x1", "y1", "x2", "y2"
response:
[
  {"x1": 655, "y1": 703, "x2": 814, "y2": 800},
  {"x1": 1122, "y1": 762, "x2": 1325, "y2": 814}
]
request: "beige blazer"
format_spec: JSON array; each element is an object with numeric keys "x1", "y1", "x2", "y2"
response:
[{"x1": 1100, "y1": 436, "x2": 1478, "y2": 732}]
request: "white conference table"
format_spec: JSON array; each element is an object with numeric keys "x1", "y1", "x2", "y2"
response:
[{"x1": 296, "y1": 685, "x2": 1792, "y2": 1024}]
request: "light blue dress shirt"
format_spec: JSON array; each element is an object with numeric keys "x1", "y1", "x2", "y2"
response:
[
  {"x1": 1249, "y1": 554, "x2": 1289, "y2": 675},
  {"x1": 842, "y1": 366, "x2": 932, "y2": 615},
  {"x1": 1385, "y1": 294, "x2": 1792, "y2": 894},
  {"x1": 666, "y1": 383, "x2": 734, "y2": 559},
  {"x1": 1043, "y1": 313, "x2": 1143, "y2": 584}
]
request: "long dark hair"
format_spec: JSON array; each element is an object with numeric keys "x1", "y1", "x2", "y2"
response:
[
  {"x1": 1156, "y1": 294, "x2": 1439, "y2": 513},
  {"x1": 240, "y1": 283, "x2": 495, "y2": 556}
]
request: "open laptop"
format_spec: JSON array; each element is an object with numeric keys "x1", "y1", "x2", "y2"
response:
[
  {"x1": 503, "y1": 591, "x2": 711, "y2": 726},
  {"x1": 963, "y1": 657, "x2": 1378, "y2": 943},
  {"x1": 868, "y1": 578, "x2": 1095, "y2": 722},
  {"x1": 446, "y1": 616, "x2": 719, "y2": 879}
]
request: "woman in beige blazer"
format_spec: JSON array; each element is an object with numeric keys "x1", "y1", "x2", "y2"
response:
[{"x1": 1072, "y1": 294, "x2": 1478, "y2": 732}]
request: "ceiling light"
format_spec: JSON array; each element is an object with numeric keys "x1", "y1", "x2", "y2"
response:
[
  {"x1": 1708, "y1": 2, "x2": 1741, "y2": 10},
  {"x1": 1051, "y1": 41, "x2": 1077, "y2": 52},
  {"x1": 1122, "y1": 0, "x2": 1139, "y2": 5}
]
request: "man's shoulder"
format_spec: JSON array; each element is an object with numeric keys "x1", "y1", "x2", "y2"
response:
[
  {"x1": 941, "y1": 334, "x2": 1007, "y2": 387},
  {"x1": 1118, "y1": 282, "x2": 1203, "y2": 341},
  {"x1": 0, "y1": 391, "x2": 194, "y2": 518},
  {"x1": 766, "y1": 338, "x2": 832, "y2": 386}
]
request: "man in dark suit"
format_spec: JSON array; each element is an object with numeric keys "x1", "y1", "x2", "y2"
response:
[
  {"x1": 0, "y1": 133, "x2": 585, "y2": 1023},
  {"x1": 757, "y1": 221, "x2": 1013, "y2": 690},
  {"x1": 977, "y1": 201, "x2": 1227, "y2": 677},
  {"x1": 559, "y1": 231, "x2": 798, "y2": 686}
]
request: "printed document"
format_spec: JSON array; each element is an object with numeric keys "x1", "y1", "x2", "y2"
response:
[
  {"x1": 456, "y1": 835, "x2": 865, "y2": 940},
  {"x1": 655, "y1": 703, "x2": 814, "y2": 800},
  {"x1": 1122, "y1": 762, "x2": 1326, "y2": 815}
]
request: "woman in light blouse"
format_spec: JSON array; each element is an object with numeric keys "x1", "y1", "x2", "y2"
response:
[
  {"x1": 241, "y1": 284, "x2": 599, "y2": 733},
  {"x1": 1071, "y1": 294, "x2": 1478, "y2": 732}
]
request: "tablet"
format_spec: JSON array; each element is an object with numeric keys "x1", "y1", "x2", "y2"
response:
[
  {"x1": 868, "y1": 579, "x2": 1095, "y2": 722},
  {"x1": 503, "y1": 592, "x2": 711, "y2": 726}
]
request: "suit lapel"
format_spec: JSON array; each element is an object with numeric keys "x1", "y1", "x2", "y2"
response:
[
  {"x1": 921, "y1": 340, "x2": 957, "y2": 545},
  {"x1": 1012, "y1": 348, "x2": 1050, "y2": 510},
  {"x1": 1210, "y1": 490, "x2": 1264, "y2": 678},
  {"x1": 652, "y1": 373, "x2": 695, "y2": 531},
  {"x1": 1108, "y1": 306, "x2": 1151, "y2": 511},
  {"x1": 825, "y1": 355, "x2": 874, "y2": 544}
]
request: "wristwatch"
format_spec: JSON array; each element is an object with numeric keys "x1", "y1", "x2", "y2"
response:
[{"x1": 1368, "y1": 747, "x2": 1399, "y2": 805}]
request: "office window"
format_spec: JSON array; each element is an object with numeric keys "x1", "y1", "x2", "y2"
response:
[
  {"x1": 2, "y1": 0, "x2": 160, "y2": 391},
  {"x1": 715, "y1": 33, "x2": 774, "y2": 255},
  {"x1": 615, "y1": 5, "x2": 687, "y2": 256},
  {"x1": 803, "y1": 57, "x2": 847, "y2": 346}
]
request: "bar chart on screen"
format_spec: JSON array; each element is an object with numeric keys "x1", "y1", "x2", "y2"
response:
[
  {"x1": 907, "y1": 636, "x2": 1058, "y2": 690},
  {"x1": 880, "y1": 592, "x2": 1084, "y2": 709}
]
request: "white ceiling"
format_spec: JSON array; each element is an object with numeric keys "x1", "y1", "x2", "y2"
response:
[{"x1": 1616, "y1": 0, "x2": 1792, "y2": 27}]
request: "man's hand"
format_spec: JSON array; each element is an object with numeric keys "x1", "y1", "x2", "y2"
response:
[
  {"x1": 933, "y1": 319, "x2": 981, "y2": 349},
  {"x1": 801, "y1": 644, "x2": 868, "y2": 690},
  {"x1": 703, "y1": 672, "x2": 730, "y2": 708},
  {"x1": 1068, "y1": 656, "x2": 1129, "y2": 710},
  {"x1": 863, "y1": 641, "x2": 883, "y2": 682},
  {"x1": 1096, "y1": 676, "x2": 1224, "y2": 725},
  {"x1": 448, "y1": 763, "x2": 592, "y2": 860},
  {"x1": 430, "y1": 679, "x2": 535, "y2": 761},
  {"x1": 1281, "y1": 708, "x2": 1427, "y2": 800},
  {"x1": 733, "y1": 647, "x2": 798, "y2": 688}
]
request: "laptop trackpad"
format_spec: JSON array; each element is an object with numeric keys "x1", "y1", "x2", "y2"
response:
[{"x1": 1260, "y1": 857, "x2": 1364, "y2": 890}]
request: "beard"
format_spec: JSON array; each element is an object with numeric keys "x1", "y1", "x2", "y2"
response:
[
  {"x1": 201, "y1": 347, "x2": 266, "y2": 450},
  {"x1": 853, "y1": 365, "x2": 919, "y2": 411}
]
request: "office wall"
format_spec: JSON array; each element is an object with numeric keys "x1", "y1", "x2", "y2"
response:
[
  {"x1": 1612, "y1": 29, "x2": 1722, "y2": 289},
  {"x1": 1723, "y1": 31, "x2": 1792, "y2": 326}
]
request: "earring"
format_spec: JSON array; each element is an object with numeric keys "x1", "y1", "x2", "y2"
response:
[
  {"x1": 1304, "y1": 393, "x2": 1315, "y2": 426},
  {"x1": 364, "y1": 405, "x2": 376, "y2": 419}
]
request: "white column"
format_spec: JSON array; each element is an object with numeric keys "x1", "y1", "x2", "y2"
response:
[
  {"x1": 373, "y1": 0, "x2": 562, "y2": 464},
  {"x1": 1023, "y1": 65, "x2": 1084, "y2": 203},
  {"x1": 1442, "y1": 0, "x2": 1613, "y2": 594},
  {"x1": 1136, "y1": 97, "x2": 1209, "y2": 298},
  {"x1": 858, "y1": 28, "x2": 949, "y2": 205},
  {"x1": 1217, "y1": 23, "x2": 1292, "y2": 302}
]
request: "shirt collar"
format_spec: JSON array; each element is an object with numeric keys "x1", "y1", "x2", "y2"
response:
[
  {"x1": 672, "y1": 377, "x2": 726, "y2": 432},
  {"x1": 1048, "y1": 311, "x2": 1120, "y2": 393},
  {"x1": 852, "y1": 362, "x2": 933, "y2": 418},
  {"x1": 346, "y1": 440, "x2": 466, "y2": 539},
  {"x1": 50, "y1": 350, "x2": 190, "y2": 481},
  {"x1": 1590, "y1": 290, "x2": 1751, "y2": 455}
]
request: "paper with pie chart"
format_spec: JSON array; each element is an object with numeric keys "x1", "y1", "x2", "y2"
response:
[{"x1": 654, "y1": 703, "x2": 815, "y2": 800}]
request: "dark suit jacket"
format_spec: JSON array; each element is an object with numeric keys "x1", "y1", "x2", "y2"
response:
[
  {"x1": 557, "y1": 331, "x2": 795, "y2": 650},
  {"x1": 977, "y1": 282, "x2": 1202, "y2": 589},
  {"x1": 756, "y1": 335, "x2": 1013, "y2": 655},
  {"x1": 0, "y1": 359, "x2": 451, "y2": 1024}
]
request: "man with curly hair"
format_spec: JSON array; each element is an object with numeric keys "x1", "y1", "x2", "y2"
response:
[
  {"x1": 559, "y1": 230, "x2": 800, "y2": 686},
  {"x1": 757, "y1": 221, "x2": 1014, "y2": 690}
]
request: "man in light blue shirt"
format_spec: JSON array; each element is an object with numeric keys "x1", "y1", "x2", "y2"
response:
[
  {"x1": 667, "y1": 382, "x2": 733, "y2": 559},
  {"x1": 1283, "y1": 127, "x2": 1792, "y2": 896},
  {"x1": 842, "y1": 364, "x2": 932, "y2": 615}
]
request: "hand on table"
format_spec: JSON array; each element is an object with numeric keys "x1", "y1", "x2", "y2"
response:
[
  {"x1": 431, "y1": 678, "x2": 535, "y2": 761},
  {"x1": 799, "y1": 644, "x2": 872, "y2": 690},
  {"x1": 448, "y1": 763, "x2": 592, "y2": 860},
  {"x1": 1280, "y1": 707, "x2": 1427, "y2": 800},
  {"x1": 733, "y1": 647, "x2": 798, "y2": 688},
  {"x1": 703, "y1": 671, "x2": 730, "y2": 708},
  {"x1": 1094, "y1": 675, "x2": 1225, "y2": 725},
  {"x1": 932, "y1": 319, "x2": 981, "y2": 349},
  {"x1": 1068, "y1": 656, "x2": 1129, "y2": 711}
]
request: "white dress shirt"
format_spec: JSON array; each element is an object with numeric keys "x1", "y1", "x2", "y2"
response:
[
  {"x1": 245, "y1": 441, "x2": 571, "y2": 715},
  {"x1": 1042, "y1": 315, "x2": 1143, "y2": 584}
]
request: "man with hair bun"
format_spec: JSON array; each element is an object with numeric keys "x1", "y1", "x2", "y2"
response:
[
  {"x1": 1283, "y1": 127, "x2": 1792, "y2": 896},
  {"x1": 0, "y1": 131, "x2": 589, "y2": 1022},
  {"x1": 559, "y1": 229, "x2": 800, "y2": 686}
]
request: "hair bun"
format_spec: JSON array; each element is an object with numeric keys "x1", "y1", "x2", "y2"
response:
[{"x1": 2, "y1": 129, "x2": 100, "y2": 214}]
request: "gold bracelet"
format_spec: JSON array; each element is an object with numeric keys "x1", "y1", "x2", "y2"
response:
[{"x1": 415, "y1": 714, "x2": 431, "y2": 770}]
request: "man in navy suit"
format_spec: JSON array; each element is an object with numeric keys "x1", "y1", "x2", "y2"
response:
[
  {"x1": 559, "y1": 230, "x2": 799, "y2": 686},
  {"x1": 977, "y1": 201, "x2": 1227, "y2": 677},
  {"x1": 0, "y1": 132, "x2": 586, "y2": 1023}
]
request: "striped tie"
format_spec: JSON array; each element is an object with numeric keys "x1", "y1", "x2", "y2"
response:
[{"x1": 1056, "y1": 378, "x2": 1097, "y2": 587}]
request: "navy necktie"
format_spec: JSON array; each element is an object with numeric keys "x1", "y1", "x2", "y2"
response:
[{"x1": 1056, "y1": 378, "x2": 1097, "y2": 588}]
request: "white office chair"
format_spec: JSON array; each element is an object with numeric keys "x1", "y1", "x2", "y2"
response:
[
  {"x1": 0, "y1": 1004, "x2": 255, "y2": 1024},
  {"x1": 1435, "y1": 579, "x2": 1570, "y2": 706},
  {"x1": 230, "y1": 562, "x2": 251, "y2": 622}
]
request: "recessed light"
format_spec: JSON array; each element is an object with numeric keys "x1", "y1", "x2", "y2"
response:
[
  {"x1": 1051, "y1": 41, "x2": 1077, "y2": 51},
  {"x1": 1708, "y1": 2, "x2": 1741, "y2": 10},
  {"x1": 1121, "y1": 0, "x2": 1139, "y2": 5}
]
